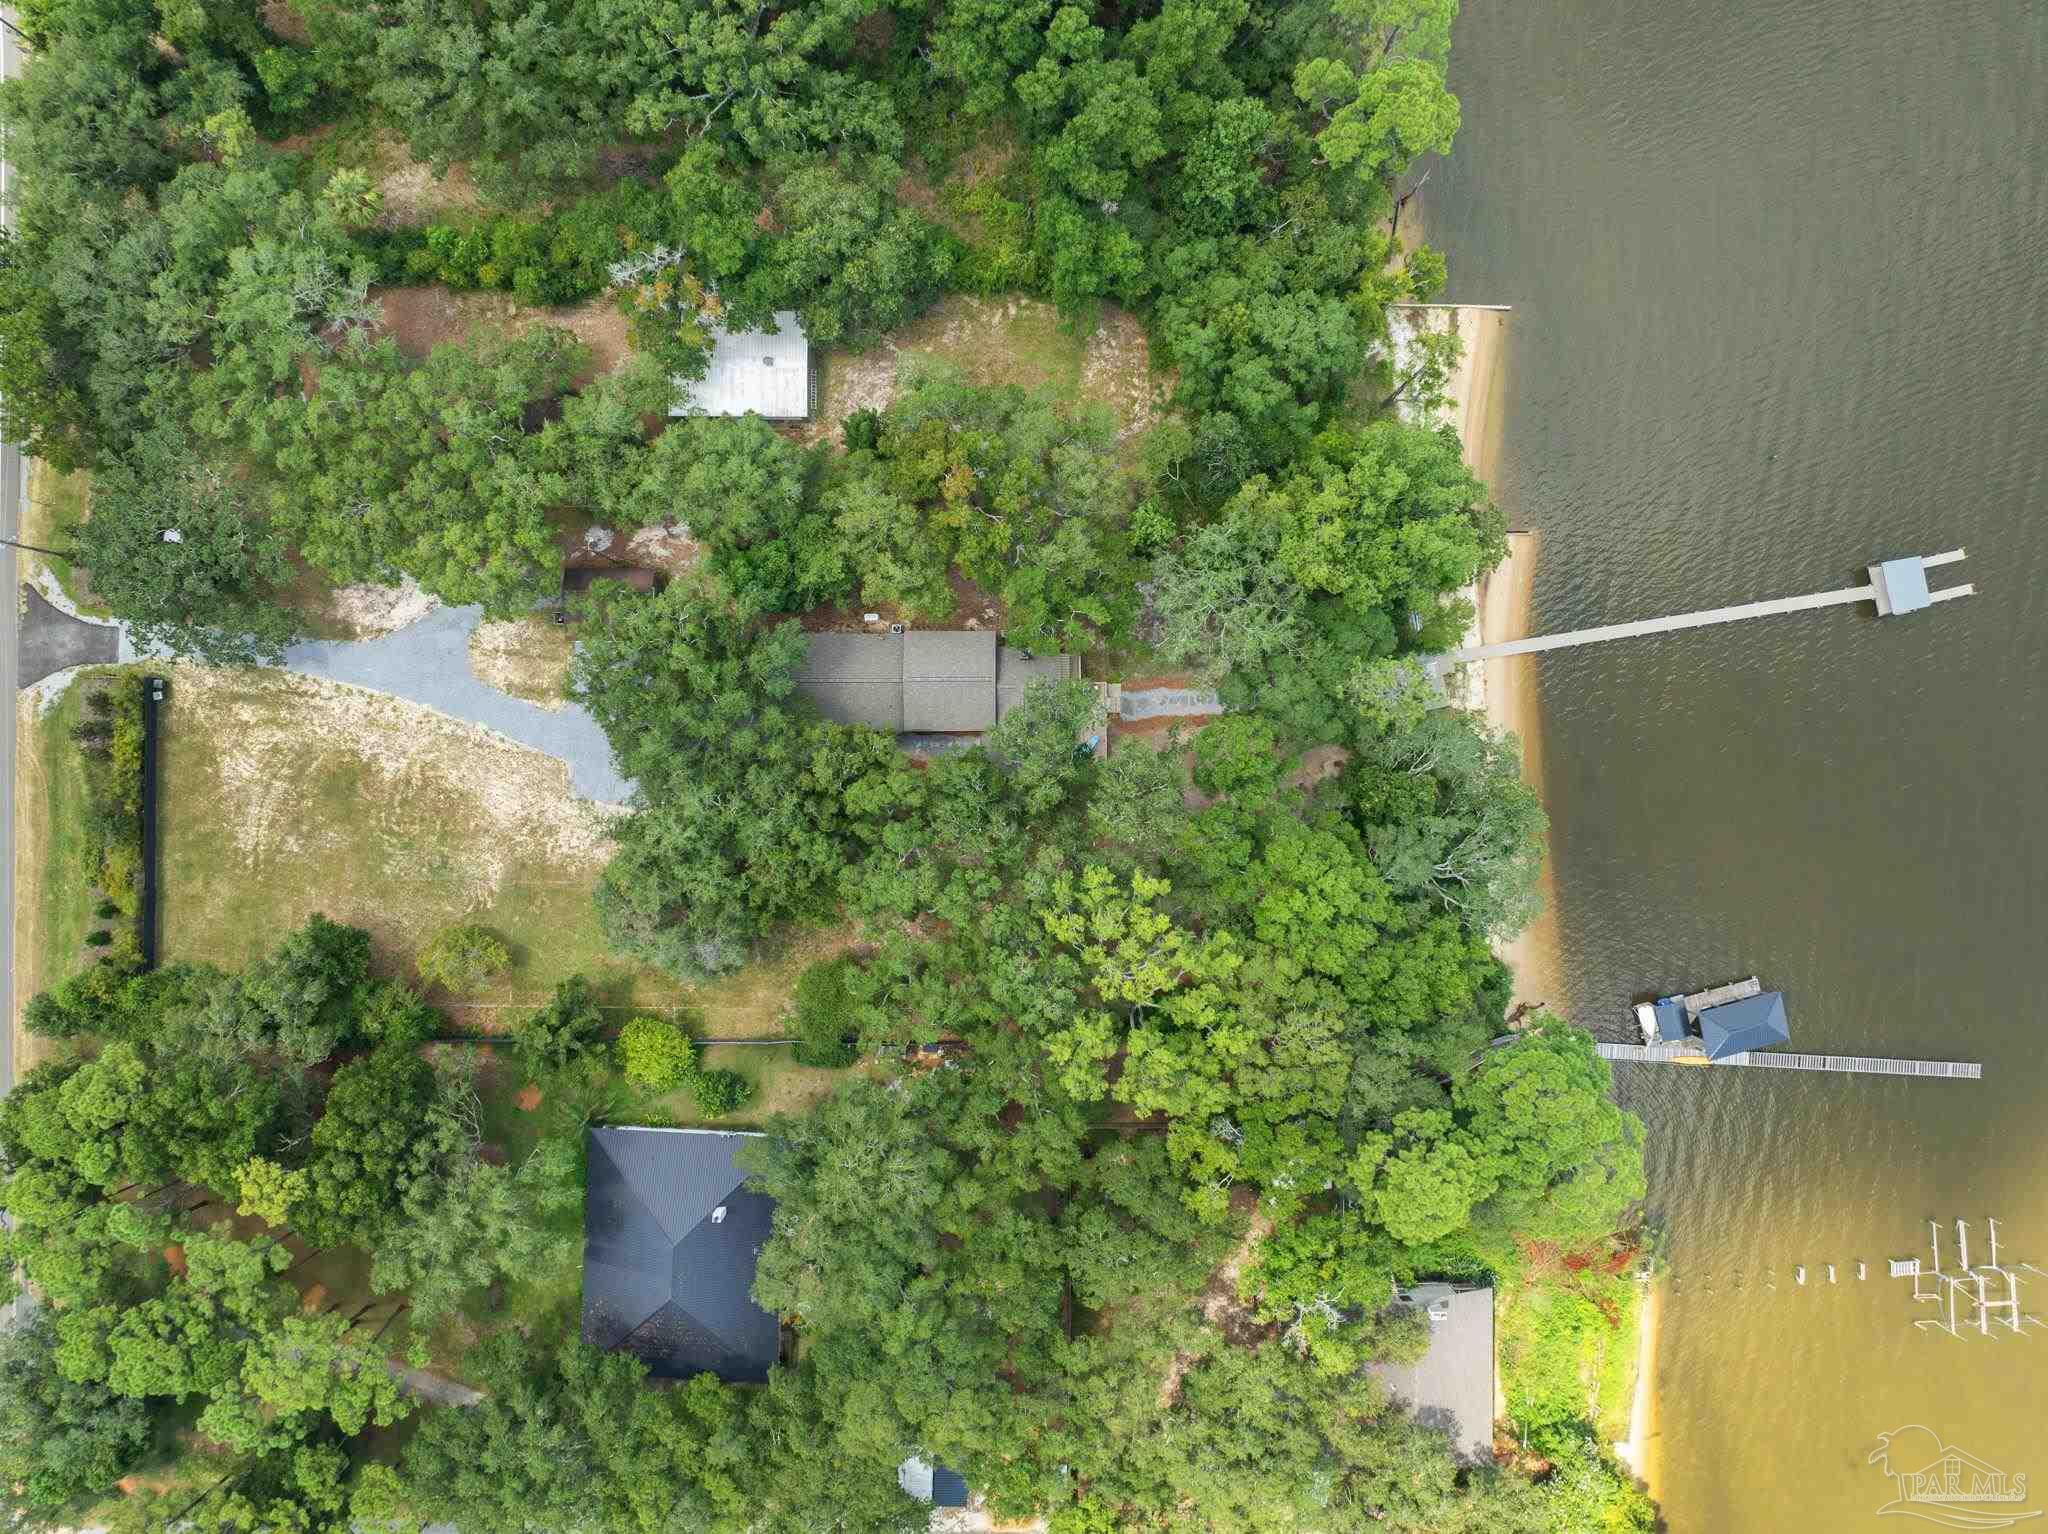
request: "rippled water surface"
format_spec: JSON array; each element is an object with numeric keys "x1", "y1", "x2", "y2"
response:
[{"x1": 1424, "y1": 2, "x2": 2048, "y2": 1527}]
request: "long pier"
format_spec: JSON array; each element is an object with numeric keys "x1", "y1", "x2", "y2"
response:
[
  {"x1": 1451, "y1": 549, "x2": 1972, "y2": 663},
  {"x1": 1595, "y1": 1040, "x2": 1981, "y2": 1079}
]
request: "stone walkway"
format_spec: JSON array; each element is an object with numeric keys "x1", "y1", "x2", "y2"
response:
[{"x1": 1118, "y1": 685, "x2": 1223, "y2": 720}]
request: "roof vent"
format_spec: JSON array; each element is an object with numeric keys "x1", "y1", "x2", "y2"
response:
[
  {"x1": 762, "y1": 356, "x2": 776, "y2": 367},
  {"x1": 711, "y1": 1205, "x2": 727, "y2": 1224}
]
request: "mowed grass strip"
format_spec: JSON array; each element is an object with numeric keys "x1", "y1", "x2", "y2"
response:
[
  {"x1": 13, "y1": 678, "x2": 107, "y2": 1065},
  {"x1": 21, "y1": 461, "x2": 111, "y2": 617}
]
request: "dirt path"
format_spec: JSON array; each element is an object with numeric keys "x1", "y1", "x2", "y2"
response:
[
  {"x1": 1158, "y1": 1201, "x2": 1275, "y2": 1408},
  {"x1": 387, "y1": 1361, "x2": 484, "y2": 1407}
]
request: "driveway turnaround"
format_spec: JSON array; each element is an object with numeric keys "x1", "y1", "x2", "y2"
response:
[
  {"x1": 281, "y1": 606, "x2": 633, "y2": 804},
  {"x1": 19, "y1": 585, "x2": 119, "y2": 687}
]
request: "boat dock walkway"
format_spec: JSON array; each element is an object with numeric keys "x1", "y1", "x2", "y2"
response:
[
  {"x1": 1595, "y1": 1040, "x2": 1981, "y2": 1079},
  {"x1": 1451, "y1": 549, "x2": 1971, "y2": 663},
  {"x1": 1682, "y1": 975, "x2": 1761, "y2": 1021}
]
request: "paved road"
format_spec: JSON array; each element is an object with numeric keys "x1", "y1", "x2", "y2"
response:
[
  {"x1": 1, "y1": 7, "x2": 25, "y2": 1332},
  {"x1": 2, "y1": 8, "x2": 25, "y2": 1111}
]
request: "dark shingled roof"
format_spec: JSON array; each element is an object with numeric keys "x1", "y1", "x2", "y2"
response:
[
  {"x1": 794, "y1": 634, "x2": 904, "y2": 732},
  {"x1": 903, "y1": 630, "x2": 998, "y2": 733},
  {"x1": 1698, "y1": 991, "x2": 1790, "y2": 1061},
  {"x1": 793, "y1": 632, "x2": 1080, "y2": 736},
  {"x1": 582, "y1": 1128, "x2": 780, "y2": 1383}
]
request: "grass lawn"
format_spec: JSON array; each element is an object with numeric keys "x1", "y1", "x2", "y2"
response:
[
  {"x1": 21, "y1": 461, "x2": 110, "y2": 618},
  {"x1": 156, "y1": 664, "x2": 857, "y2": 1038},
  {"x1": 156, "y1": 663, "x2": 678, "y2": 1009},
  {"x1": 12, "y1": 673, "x2": 118, "y2": 1066},
  {"x1": 646, "y1": 1044, "x2": 856, "y2": 1129},
  {"x1": 806, "y1": 293, "x2": 1165, "y2": 452}
]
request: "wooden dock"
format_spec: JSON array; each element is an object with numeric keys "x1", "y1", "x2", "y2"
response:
[
  {"x1": 1594, "y1": 1040, "x2": 1980, "y2": 1079},
  {"x1": 1450, "y1": 549, "x2": 1971, "y2": 663},
  {"x1": 1682, "y1": 975, "x2": 1761, "y2": 1021}
]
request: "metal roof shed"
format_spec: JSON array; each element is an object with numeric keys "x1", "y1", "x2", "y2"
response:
[
  {"x1": 1698, "y1": 991, "x2": 1791, "y2": 1061},
  {"x1": 897, "y1": 1456, "x2": 970, "y2": 1508},
  {"x1": 670, "y1": 310, "x2": 811, "y2": 420}
]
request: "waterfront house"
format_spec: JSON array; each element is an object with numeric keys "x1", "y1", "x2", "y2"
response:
[
  {"x1": 1367, "y1": 1283, "x2": 1497, "y2": 1464},
  {"x1": 793, "y1": 631, "x2": 1080, "y2": 738}
]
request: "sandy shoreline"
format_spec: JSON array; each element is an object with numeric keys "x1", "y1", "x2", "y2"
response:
[
  {"x1": 1614, "y1": 1278, "x2": 1661, "y2": 1481},
  {"x1": 1435, "y1": 300, "x2": 1654, "y2": 1487},
  {"x1": 1433, "y1": 305, "x2": 1559, "y2": 1011}
]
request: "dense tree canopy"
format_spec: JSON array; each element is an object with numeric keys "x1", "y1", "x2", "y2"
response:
[{"x1": 0, "y1": 1, "x2": 1661, "y2": 1527}]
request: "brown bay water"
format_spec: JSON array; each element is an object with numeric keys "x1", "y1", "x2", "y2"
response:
[{"x1": 1419, "y1": 2, "x2": 2048, "y2": 1528}]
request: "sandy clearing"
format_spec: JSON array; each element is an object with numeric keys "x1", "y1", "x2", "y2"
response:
[
  {"x1": 169, "y1": 665, "x2": 616, "y2": 913},
  {"x1": 467, "y1": 616, "x2": 572, "y2": 709}
]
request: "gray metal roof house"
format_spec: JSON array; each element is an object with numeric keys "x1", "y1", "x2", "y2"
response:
[
  {"x1": 1367, "y1": 1283, "x2": 1496, "y2": 1464},
  {"x1": 897, "y1": 1456, "x2": 969, "y2": 1509},
  {"x1": 1698, "y1": 990, "x2": 1791, "y2": 1061},
  {"x1": 581, "y1": 1127, "x2": 781, "y2": 1383},
  {"x1": 794, "y1": 631, "x2": 1080, "y2": 736},
  {"x1": 669, "y1": 309, "x2": 812, "y2": 420}
]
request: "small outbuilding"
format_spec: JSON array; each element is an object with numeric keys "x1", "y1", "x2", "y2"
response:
[
  {"x1": 670, "y1": 310, "x2": 812, "y2": 421},
  {"x1": 1367, "y1": 1283, "x2": 1496, "y2": 1464},
  {"x1": 897, "y1": 1456, "x2": 970, "y2": 1509},
  {"x1": 581, "y1": 1127, "x2": 780, "y2": 1384}
]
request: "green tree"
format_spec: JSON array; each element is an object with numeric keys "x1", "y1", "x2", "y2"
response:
[
  {"x1": 298, "y1": 1046, "x2": 456, "y2": 1250},
  {"x1": 1455, "y1": 1022, "x2": 1646, "y2": 1246},
  {"x1": 414, "y1": 923, "x2": 511, "y2": 996},
  {"x1": 60, "y1": 427, "x2": 297, "y2": 664},
  {"x1": 244, "y1": 329, "x2": 587, "y2": 613},
  {"x1": 368, "y1": 1154, "x2": 569, "y2": 1323},
  {"x1": 225, "y1": 1311, "x2": 413, "y2": 1445},
  {"x1": 393, "y1": 1334, "x2": 754, "y2": 1534},
  {"x1": 0, "y1": 1316, "x2": 153, "y2": 1524},
  {"x1": 196, "y1": 913, "x2": 372, "y2": 1067},
  {"x1": 234, "y1": 1156, "x2": 308, "y2": 1229},
  {"x1": 615, "y1": 1015, "x2": 696, "y2": 1091},
  {"x1": 789, "y1": 957, "x2": 857, "y2": 1068},
  {"x1": 511, "y1": 974, "x2": 608, "y2": 1076}
]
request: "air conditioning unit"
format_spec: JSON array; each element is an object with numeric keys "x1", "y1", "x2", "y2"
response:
[{"x1": 711, "y1": 1206, "x2": 727, "y2": 1224}]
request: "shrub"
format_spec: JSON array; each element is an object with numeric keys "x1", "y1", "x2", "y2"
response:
[
  {"x1": 512, "y1": 974, "x2": 608, "y2": 1075},
  {"x1": 790, "y1": 957, "x2": 857, "y2": 1068},
  {"x1": 689, "y1": 1067, "x2": 754, "y2": 1118},
  {"x1": 92, "y1": 843, "x2": 133, "y2": 901},
  {"x1": 415, "y1": 923, "x2": 512, "y2": 995},
  {"x1": 85, "y1": 929, "x2": 112, "y2": 947},
  {"x1": 93, "y1": 898, "x2": 119, "y2": 920},
  {"x1": 616, "y1": 1015, "x2": 696, "y2": 1091},
  {"x1": 354, "y1": 980, "x2": 440, "y2": 1048}
]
